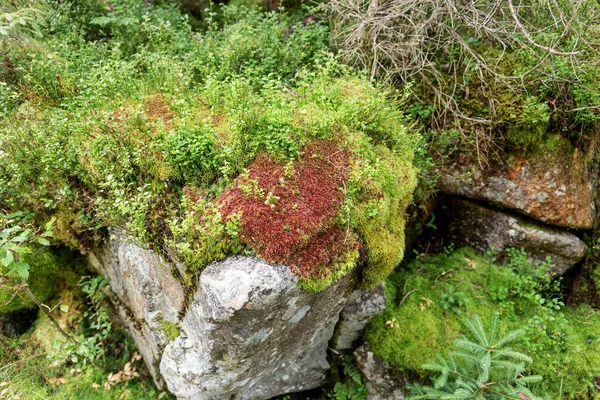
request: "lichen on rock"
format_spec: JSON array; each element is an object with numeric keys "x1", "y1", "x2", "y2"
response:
[{"x1": 438, "y1": 135, "x2": 597, "y2": 229}]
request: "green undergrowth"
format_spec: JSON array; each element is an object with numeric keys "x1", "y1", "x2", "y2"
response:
[
  {"x1": 366, "y1": 247, "x2": 600, "y2": 399},
  {"x1": 0, "y1": 255, "x2": 171, "y2": 399},
  {"x1": 0, "y1": 0, "x2": 417, "y2": 291},
  {"x1": 0, "y1": 246, "x2": 61, "y2": 313},
  {"x1": 401, "y1": 5, "x2": 600, "y2": 161},
  {"x1": 0, "y1": 314, "x2": 168, "y2": 399}
]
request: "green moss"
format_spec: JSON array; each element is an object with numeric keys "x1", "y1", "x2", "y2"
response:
[
  {"x1": 1, "y1": 274, "x2": 172, "y2": 400},
  {"x1": 0, "y1": 247, "x2": 61, "y2": 313},
  {"x1": 541, "y1": 133, "x2": 574, "y2": 155},
  {"x1": 0, "y1": 2, "x2": 417, "y2": 294},
  {"x1": 32, "y1": 309, "x2": 62, "y2": 352},
  {"x1": 504, "y1": 96, "x2": 551, "y2": 150},
  {"x1": 367, "y1": 247, "x2": 600, "y2": 399},
  {"x1": 346, "y1": 144, "x2": 417, "y2": 288},
  {"x1": 298, "y1": 247, "x2": 359, "y2": 293},
  {"x1": 158, "y1": 319, "x2": 181, "y2": 342},
  {"x1": 366, "y1": 248, "x2": 497, "y2": 374}
]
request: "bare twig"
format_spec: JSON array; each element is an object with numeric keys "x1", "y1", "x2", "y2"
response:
[
  {"x1": 326, "y1": 0, "x2": 599, "y2": 163},
  {"x1": 398, "y1": 288, "x2": 418, "y2": 307}
]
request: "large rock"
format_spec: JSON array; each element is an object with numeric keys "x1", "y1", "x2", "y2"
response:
[
  {"x1": 331, "y1": 283, "x2": 386, "y2": 351},
  {"x1": 89, "y1": 235, "x2": 359, "y2": 399},
  {"x1": 354, "y1": 343, "x2": 406, "y2": 400},
  {"x1": 438, "y1": 145, "x2": 597, "y2": 229},
  {"x1": 429, "y1": 198, "x2": 586, "y2": 275},
  {"x1": 87, "y1": 233, "x2": 184, "y2": 389}
]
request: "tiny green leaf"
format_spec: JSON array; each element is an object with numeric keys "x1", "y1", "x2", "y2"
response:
[
  {"x1": 3, "y1": 250, "x2": 14, "y2": 266},
  {"x1": 15, "y1": 262, "x2": 29, "y2": 280}
]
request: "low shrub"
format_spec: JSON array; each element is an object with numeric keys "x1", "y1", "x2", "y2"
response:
[{"x1": 0, "y1": 1, "x2": 417, "y2": 291}]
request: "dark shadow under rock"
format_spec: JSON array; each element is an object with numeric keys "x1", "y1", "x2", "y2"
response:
[
  {"x1": 0, "y1": 308, "x2": 38, "y2": 337},
  {"x1": 422, "y1": 197, "x2": 586, "y2": 275}
]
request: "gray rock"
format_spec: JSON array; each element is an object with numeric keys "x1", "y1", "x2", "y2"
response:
[
  {"x1": 87, "y1": 232, "x2": 185, "y2": 389},
  {"x1": 160, "y1": 256, "x2": 356, "y2": 400},
  {"x1": 429, "y1": 198, "x2": 586, "y2": 275},
  {"x1": 438, "y1": 145, "x2": 597, "y2": 229},
  {"x1": 89, "y1": 233, "x2": 359, "y2": 399},
  {"x1": 331, "y1": 283, "x2": 386, "y2": 351},
  {"x1": 354, "y1": 342, "x2": 406, "y2": 400}
]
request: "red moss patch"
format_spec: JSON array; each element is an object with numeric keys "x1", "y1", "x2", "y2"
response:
[{"x1": 218, "y1": 141, "x2": 357, "y2": 280}]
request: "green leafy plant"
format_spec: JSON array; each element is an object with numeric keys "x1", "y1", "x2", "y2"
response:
[
  {"x1": 76, "y1": 275, "x2": 113, "y2": 367},
  {"x1": 409, "y1": 313, "x2": 542, "y2": 399},
  {"x1": 0, "y1": 211, "x2": 73, "y2": 341},
  {"x1": 440, "y1": 283, "x2": 466, "y2": 313},
  {"x1": 329, "y1": 357, "x2": 368, "y2": 400}
]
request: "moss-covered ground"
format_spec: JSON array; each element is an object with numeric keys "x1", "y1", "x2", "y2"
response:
[
  {"x1": 367, "y1": 247, "x2": 600, "y2": 399},
  {"x1": 0, "y1": 251, "x2": 172, "y2": 399}
]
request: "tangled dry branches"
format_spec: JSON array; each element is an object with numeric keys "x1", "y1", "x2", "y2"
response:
[{"x1": 326, "y1": 0, "x2": 599, "y2": 162}]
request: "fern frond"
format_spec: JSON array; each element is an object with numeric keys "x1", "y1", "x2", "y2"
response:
[
  {"x1": 449, "y1": 351, "x2": 479, "y2": 365},
  {"x1": 516, "y1": 375, "x2": 543, "y2": 384},
  {"x1": 463, "y1": 314, "x2": 488, "y2": 346},
  {"x1": 490, "y1": 360, "x2": 525, "y2": 374},
  {"x1": 434, "y1": 371, "x2": 449, "y2": 389},
  {"x1": 493, "y1": 329, "x2": 525, "y2": 348},
  {"x1": 343, "y1": 358, "x2": 363, "y2": 385},
  {"x1": 454, "y1": 338, "x2": 486, "y2": 354},
  {"x1": 487, "y1": 312, "x2": 500, "y2": 344},
  {"x1": 413, "y1": 314, "x2": 540, "y2": 399},
  {"x1": 455, "y1": 379, "x2": 477, "y2": 391},
  {"x1": 476, "y1": 352, "x2": 491, "y2": 387},
  {"x1": 422, "y1": 362, "x2": 447, "y2": 372},
  {"x1": 494, "y1": 349, "x2": 532, "y2": 363}
]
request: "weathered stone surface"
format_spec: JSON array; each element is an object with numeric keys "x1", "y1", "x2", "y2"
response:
[
  {"x1": 87, "y1": 232, "x2": 184, "y2": 389},
  {"x1": 438, "y1": 146, "x2": 597, "y2": 229},
  {"x1": 331, "y1": 283, "x2": 386, "y2": 351},
  {"x1": 429, "y1": 198, "x2": 586, "y2": 275},
  {"x1": 160, "y1": 256, "x2": 357, "y2": 399},
  {"x1": 354, "y1": 342, "x2": 406, "y2": 400},
  {"x1": 89, "y1": 233, "x2": 360, "y2": 399}
]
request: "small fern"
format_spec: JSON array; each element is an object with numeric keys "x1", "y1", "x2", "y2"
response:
[
  {"x1": 408, "y1": 313, "x2": 543, "y2": 399},
  {"x1": 343, "y1": 357, "x2": 364, "y2": 385},
  {"x1": 329, "y1": 357, "x2": 368, "y2": 400},
  {"x1": 330, "y1": 382, "x2": 368, "y2": 400}
]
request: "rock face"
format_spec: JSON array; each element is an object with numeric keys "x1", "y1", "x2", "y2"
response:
[
  {"x1": 331, "y1": 283, "x2": 386, "y2": 351},
  {"x1": 160, "y1": 256, "x2": 356, "y2": 399},
  {"x1": 354, "y1": 343, "x2": 406, "y2": 400},
  {"x1": 87, "y1": 233, "x2": 184, "y2": 389},
  {"x1": 438, "y1": 146, "x2": 597, "y2": 229},
  {"x1": 89, "y1": 235, "x2": 359, "y2": 399},
  {"x1": 428, "y1": 198, "x2": 586, "y2": 275}
]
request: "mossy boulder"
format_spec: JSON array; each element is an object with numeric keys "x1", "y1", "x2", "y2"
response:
[
  {"x1": 438, "y1": 134, "x2": 596, "y2": 229},
  {"x1": 0, "y1": 247, "x2": 61, "y2": 313},
  {"x1": 427, "y1": 197, "x2": 586, "y2": 275}
]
